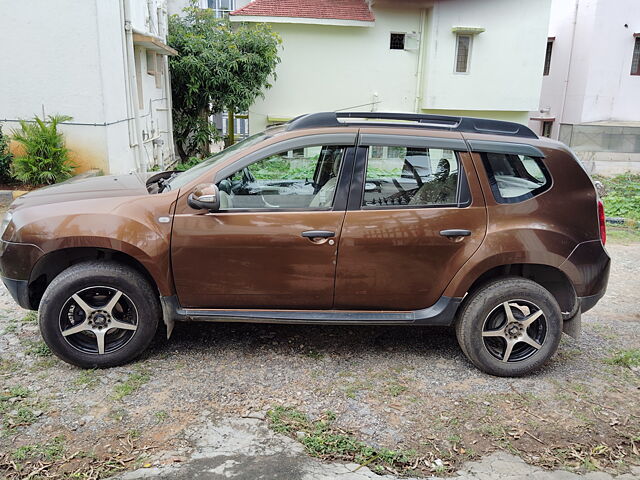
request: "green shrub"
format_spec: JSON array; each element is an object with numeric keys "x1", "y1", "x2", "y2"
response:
[
  {"x1": 175, "y1": 156, "x2": 202, "y2": 171},
  {"x1": 0, "y1": 123, "x2": 14, "y2": 183},
  {"x1": 11, "y1": 115, "x2": 75, "y2": 185},
  {"x1": 594, "y1": 174, "x2": 640, "y2": 221}
]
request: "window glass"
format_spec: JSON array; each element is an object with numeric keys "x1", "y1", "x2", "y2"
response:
[
  {"x1": 482, "y1": 153, "x2": 551, "y2": 204},
  {"x1": 543, "y1": 40, "x2": 553, "y2": 75},
  {"x1": 455, "y1": 35, "x2": 471, "y2": 73},
  {"x1": 218, "y1": 145, "x2": 345, "y2": 210},
  {"x1": 632, "y1": 37, "x2": 640, "y2": 76},
  {"x1": 167, "y1": 132, "x2": 268, "y2": 190},
  {"x1": 390, "y1": 33, "x2": 405, "y2": 50},
  {"x1": 362, "y1": 146, "x2": 461, "y2": 208}
]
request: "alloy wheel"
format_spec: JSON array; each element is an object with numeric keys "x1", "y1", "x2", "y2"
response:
[
  {"x1": 481, "y1": 300, "x2": 547, "y2": 363},
  {"x1": 58, "y1": 286, "x2": 138, "y2": 355}
]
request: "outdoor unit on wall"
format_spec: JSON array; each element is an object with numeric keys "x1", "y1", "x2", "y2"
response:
[{"x1": 403, "y1": 32, "x2": 420, "y2": 51}]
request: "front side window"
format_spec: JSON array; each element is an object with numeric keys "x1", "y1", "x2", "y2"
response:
[
  {"x1": 482, "y1": 152, "x2": 551, "y2": 204},
  {"x1": 362, "y1": 146, "x2": 463, "y2": 208},
  {"x1": 217, "y1": 145, "x2": 345, "y2": 210}
]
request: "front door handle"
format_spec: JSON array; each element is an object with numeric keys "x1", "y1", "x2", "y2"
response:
[
  {"x1": 301, "y1": 230, "x2": 335, "y2": 238},
  {"x1": 440, "y1": 229, "x2": 472, "y2": 237},
  {"x1": 302, "y1": 230, "x2": 335, "y2": 245}
]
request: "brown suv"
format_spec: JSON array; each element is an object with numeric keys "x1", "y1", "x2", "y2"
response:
[{"x1": 0, "y1": 112, "x2": 610, "y2": 376}]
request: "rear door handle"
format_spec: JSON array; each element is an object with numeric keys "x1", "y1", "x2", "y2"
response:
[
  {"x1": 440, "y1": 229, "x2": 472, "y2": 237},
  {"x1": 301, "y1": 230, "x2": 335, "y2": 238}
]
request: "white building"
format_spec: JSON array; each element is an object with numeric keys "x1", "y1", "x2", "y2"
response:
[
  {"x1": 227, "y1": 0, "x2": 552, "y2": 133},
  {"x1": 0, "y1": 0, "x2": 176, "y2": 175},
  {"x1": 529, "y1": 0, "x2": 640, "y2": 174}
]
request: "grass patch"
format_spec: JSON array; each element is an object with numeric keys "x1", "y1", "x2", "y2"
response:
[
  {"x1": 22, "y1": 311, "x2": 38, "y2": 323},
  {"x1": 267, "y1": 406, "x2": 416, "y2": 474},
  {"x1": 3, "y1": 320, "x2": 18, "y2": 334},
  {"x1": 113, "y1": 371, "x2": 150, "y2": 400},
  {"x1": 74, "y1": 369, "x2": 99, "y2": 389},
  {"x1": 605, "y1": 349, "x2": 640, "y2": 368},
  {"x1": 12, "y1": 436, "x2": 65, "y2": 462},
  {"x1": 606, "y1": 225, "x2": 640, "y2": 243},
  {"x1": 387, "y1": 383, "x2": 408, "y2": 397},
  {"x1": 22, "y1": 339, "x2": 52, "y2": 357},
  {"x1": 155, "y1": 410, "x2": 169, "y2": 422}
]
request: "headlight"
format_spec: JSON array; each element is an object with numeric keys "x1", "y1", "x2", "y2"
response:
[{"x1": 1, "y1": 212, "x2": 13, "y2": 239}]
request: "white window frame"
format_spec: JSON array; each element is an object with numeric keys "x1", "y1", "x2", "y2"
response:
[
  {"x1": 454, "y1": 34, "x2": 472, "y2": 74},
  {"x1": 206, "y1": 0, "x2": 235, "y2": 18}
]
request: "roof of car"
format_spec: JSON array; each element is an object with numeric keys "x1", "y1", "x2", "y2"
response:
[{"x1": 284, "y1": 112, "x2": 539, "y2": 140}]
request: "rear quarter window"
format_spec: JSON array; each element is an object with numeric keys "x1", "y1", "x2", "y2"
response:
[{"x1": 481, "y1": 152, "x2": 551, "y2": 204}]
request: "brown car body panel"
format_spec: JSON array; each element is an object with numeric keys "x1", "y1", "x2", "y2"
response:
[
  {"x1": 0, "y1": 118, "x2": 609, "y2": 323},
  {"x1": 334, "y1": 150, "x2": 488, "y2": 310},
  {"x1": 171, "y1": 209, "x2": 345, "y2": 308},
  {"x1": 2, "y1": 175, "x2": 178, "y2": 297}
]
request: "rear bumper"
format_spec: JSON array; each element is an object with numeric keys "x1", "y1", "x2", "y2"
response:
[
  {"x1": 559, "y1": 240, "x2": 610, "y2": 299},
  {"x1": 579, "y1": 290, "x2": 606, "y2": 313},
  {"x1": 2, "y1": 277, "x2": 31, "y2": 309}
]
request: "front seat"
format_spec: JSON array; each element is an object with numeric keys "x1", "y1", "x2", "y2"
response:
[
  {"x1": 409, "y1": 158, "x2": 451, "y2": 205},
  {"x1": 309, "y1": 153, "x2": 341, "y2": 208}
]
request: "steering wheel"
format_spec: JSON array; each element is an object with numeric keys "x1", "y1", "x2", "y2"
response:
[
  {"x1": 404, "y1": 160, "x2": 423, "y2": 187},
  {"x1": 242, "y1": 167, "x2": 256, "y2": 184}
]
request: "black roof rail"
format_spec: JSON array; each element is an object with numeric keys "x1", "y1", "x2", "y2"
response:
[{"x1": 285, "y1": 112, "x2": 538, "y2": 139}]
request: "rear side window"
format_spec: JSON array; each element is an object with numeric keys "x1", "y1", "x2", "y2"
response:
[
  {"x1": 481, "y1": 153, "x2": 551, "y2": 204},
  {"x1": 362, "y1": 146, "x2": 469, "y2": 208}
]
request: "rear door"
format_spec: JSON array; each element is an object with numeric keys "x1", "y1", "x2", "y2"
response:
[{"x1": 334, "y1": 131, "x2": 487, "y2": 310}]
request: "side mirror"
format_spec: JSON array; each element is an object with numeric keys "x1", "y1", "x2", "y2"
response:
[{"x1": 188, "y1": 183, "x2": 220, "y2": 211}]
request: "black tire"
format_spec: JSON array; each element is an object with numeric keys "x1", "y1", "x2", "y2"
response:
[
  {"x1": 39, "y1": 261, "x2": 159, "y2": 368},
  {"x1": 455, "y1": 277, "x2": 562, "y2": 377}
]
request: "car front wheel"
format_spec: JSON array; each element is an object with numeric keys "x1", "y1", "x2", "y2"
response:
[
  {"x1": 455, "y1": 277, "x2": 562, "y2": 377},
  {"x1": 39, "y1": 261, "x2": 159, "y2": 368}
]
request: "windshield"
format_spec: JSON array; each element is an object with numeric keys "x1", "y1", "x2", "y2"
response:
[{"x1": 167, "y1": 132, "x2": 269, "y2": 190}]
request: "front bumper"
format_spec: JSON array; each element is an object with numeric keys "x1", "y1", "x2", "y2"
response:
[
  {"x1": 0, "y1": 240, "x2": 44, "y2": 310},
  {"x1": 1, "y1": 277, "x2": 31, "y2": 309}
]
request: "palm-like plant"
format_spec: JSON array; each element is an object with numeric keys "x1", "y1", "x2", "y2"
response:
[{"x1": 12, "y1": 115, "x2": 76, "y2": 185}]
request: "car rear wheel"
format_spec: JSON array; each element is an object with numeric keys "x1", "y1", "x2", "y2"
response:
[
  {"x1": 39, "y1": 261, "x2": 159, "y2": 368},
  {"x1": 455, "y1": 277, "x2": 562, "y2": 377}
]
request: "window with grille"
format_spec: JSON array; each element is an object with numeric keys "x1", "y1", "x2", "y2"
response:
[
  {"x1": 455, "y1": 35, "x2": 471, "y2": 73},
  {"x1": 543, "y1": 39, "x2": 554, "y2": 76},
  {"x1": 208, "y1": 0, "x2": 234, "y2": 18},
  {"x1": 390, "y1": 33, "x2": 405, "y2": 50},
  {"x1": 632, "y1": 36, "x2": 640, "y2": 76}
]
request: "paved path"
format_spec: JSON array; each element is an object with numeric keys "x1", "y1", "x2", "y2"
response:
[{"x1": 112, "y1": 417, "x2": 640, "y2": 480}]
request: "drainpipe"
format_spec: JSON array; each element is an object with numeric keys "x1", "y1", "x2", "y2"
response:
[
  {"x1": 123, "y1": 0, "x2": 147, "y2": 173},
  {"x1": 161, "y1": 1, "x2": 175, "y2": 167},
  {"x1": 557, "y1": 0, "x2": 580, "y2": 141},
  {"x1": 413, "y1": 9, "x2": 428, "y2": 113}
]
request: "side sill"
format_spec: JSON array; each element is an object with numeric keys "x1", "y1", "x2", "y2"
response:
[{"x1": 159, "y1": 295, "x2": 462, "y2": 335}]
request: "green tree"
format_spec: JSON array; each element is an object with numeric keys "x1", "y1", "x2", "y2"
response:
[
  {"x1": 11, "y1": 115, "x2": 76, "y2": 186},
  {"x1": 168, "y1": 4, "x2": 281, "y2": 160}
]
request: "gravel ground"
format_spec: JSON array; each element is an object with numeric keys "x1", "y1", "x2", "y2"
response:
[{"x1": 0, "y1": 240, "x2": 638, "y2": 479}]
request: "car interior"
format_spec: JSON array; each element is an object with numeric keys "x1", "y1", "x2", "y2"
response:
[{"x1": 216, "y1": 145, "x2": 345, "y2": 209}]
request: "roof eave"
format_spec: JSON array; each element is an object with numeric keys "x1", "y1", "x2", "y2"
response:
[{"x1": 229, "y1": 15, "x2": 375, "y2": 27}]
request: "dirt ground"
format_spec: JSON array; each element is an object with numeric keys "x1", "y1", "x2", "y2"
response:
[{"x1": 0, "y1": 236, "x2": 638, "y2": 479}]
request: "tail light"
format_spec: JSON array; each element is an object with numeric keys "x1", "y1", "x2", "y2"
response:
[{"x1": 598, "y1": 199, "x2": 606, "y2": 245}]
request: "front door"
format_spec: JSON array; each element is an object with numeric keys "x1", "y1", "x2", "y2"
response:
[
  {"x1": 171, "y1": 143, "x2": 354, "y2": 309},
  {"x1": 334, "y1": 135, "x2": 487, "y2": 310}
]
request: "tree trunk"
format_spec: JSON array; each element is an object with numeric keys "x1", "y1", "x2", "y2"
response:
[{"x1": 226, "y1": 109, "x2": 235, "y2": 148}]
